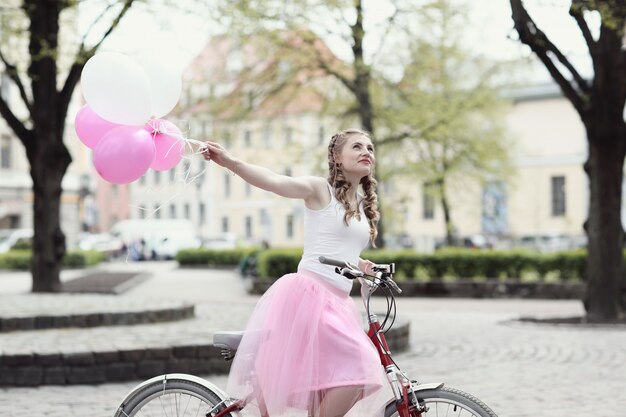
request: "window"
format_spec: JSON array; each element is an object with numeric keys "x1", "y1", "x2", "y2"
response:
[
  {"x1": 199, "y1": 202, "x2": 205, "y2": 225},
  {"x1": 284, "y1": 126, "x2": 293, "y2": 144},
  {"x1": 286, "y1": 214, "x2": 294, "y2": 239},
  {"x1": 222, "y1": 216, "x2": 229, "y2": 233},
  {"x1": 154, "y1": 204, "x2": 161, "y2": 219},
  {"x1": 423, "y1": 182, "x2": 435, "y2": 220},
  {"x1": 184, "y1": 203, "x2": 191, "y2": 219},
  {"x1": 223, "y1": 130, "x2": 232, "y2": 147},
  {"x1": 551, "y1": 176, "x2": 566, "y2": 216},
  {"x1": 139, "y1": 208, "x2": 146, "y2": 219},
  {"x1": 264, "y1": 124, "x2": 272, "y2": 148},
  {"x1": 244, "y1": 129, "x2": 252, "y2": 147},
  {"x1": 111, "y1": 184, "x2": 118, "y2": 199},
  {"x1": 224, "y1": 173, "x2": 231, "y2": 198},
  {"x1": 139, "y1": 174, "x2": 146, "y2": 185},
  {"x1": 245, "y1": 182, "x2": 252, "y2": 197},
  {"x1": 245, "y1": 215, "x2": 253, "y2": 239},
  {"x1": 318, "y1": 126, "x2": 325, "y2": 145},
  {"x1": 169, "y1": 169, "x2": 176, "y2": 182},
  {"x1": 154, "y1": 170, "x2": 161, "y2": 185},
  {"x1": 1, "y1": 135, "x2": 11, "y2": 169},
  {"x1": 169, "y1": 204, "x2": 176, "y2": 219}
]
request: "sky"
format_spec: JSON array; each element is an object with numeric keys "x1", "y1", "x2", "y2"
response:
[{"x1": 77, "y1": 0, "x2": 596, "y2": 84}]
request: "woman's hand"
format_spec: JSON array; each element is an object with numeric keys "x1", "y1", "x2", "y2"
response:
[
  {"x1": 359, "y1": 258, "x2": 375, "y2": 275},
  {"x1": 201, "y1": 141, "x2": 235, "y2": 169}
]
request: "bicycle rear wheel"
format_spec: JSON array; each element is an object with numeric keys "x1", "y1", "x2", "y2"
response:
[
  {"x1": 114, "y1": 378, "x2": 237, "y2": 417},
  {"x1": 384, "y1": 386, "x2": 498, "y2": 417}
]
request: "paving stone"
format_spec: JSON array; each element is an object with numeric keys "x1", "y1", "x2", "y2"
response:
[
  {"x1": 105, "y1": 363, "x2": 136, "y2": 382},
  {"x1": 93, "y1": 351, "x2": 120, "y2": 364},
  {"x1": 67, "y1": 366, "x2": 106, "y2": 384},
  {"x1": 35, "y1": 353, "x2": 62, "y2": 366},
  {"x1": 42, "y1": 367, "x2": 66, "y2": 385},
  {"x1": 136, "y1": 360, "x2": 167, "y2": 378},
  {"x1": 62, "y1": 352, "x2": 94, "y2": 366},
  {"x1": 14, "y1": 367, "x2": 42, "y2": 386}
]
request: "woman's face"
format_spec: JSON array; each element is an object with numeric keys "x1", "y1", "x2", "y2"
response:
[{"x1": 336, "y1": 134, "x2": 375, "y2": 178}]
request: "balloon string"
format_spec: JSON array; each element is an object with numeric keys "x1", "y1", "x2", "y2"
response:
[{"x1": 122, "y1": 119, "x2": 212, "y2": 264}]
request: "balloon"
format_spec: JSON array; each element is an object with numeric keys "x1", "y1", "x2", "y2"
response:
[
  {"x1": 93, "y1": 126, "x2": 155, "y2": 184},
  {"x1": 137, "y1": 54, "x2": 182, "y2": 118},
  {"x1": 145, "y1": 119, "x2": 184, "y2": 171},
  {"x1": 74, "y1": 105, "x2": 121, "y2": 149},
  {"x1": 81, "y1": 52, "x2": 152, "y2": 126}
]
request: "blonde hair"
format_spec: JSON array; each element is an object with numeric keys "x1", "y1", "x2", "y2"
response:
[{"x1": 327, "y1": 129, "x2": 380, "y2": 247}]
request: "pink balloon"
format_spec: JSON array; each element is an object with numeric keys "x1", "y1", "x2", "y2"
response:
[
  {"x1": 145, "y1": 119, "x2": 184, "y2": 171},
  {"x1": 74, "y1": 105, "x2": 121, "y2": 149},
  {"x1": 93, "y1": 126, "x2": 155, "y2": 184}
]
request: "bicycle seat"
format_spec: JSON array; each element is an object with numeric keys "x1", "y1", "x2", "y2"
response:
[{"x1": 213, "y1": 331, "x2": 244, "y2": 351}]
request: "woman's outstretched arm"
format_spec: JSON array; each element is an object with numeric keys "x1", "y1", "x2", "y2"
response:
[{"x1": 201, "y1": 140, "x2": 325, "y2": 201}]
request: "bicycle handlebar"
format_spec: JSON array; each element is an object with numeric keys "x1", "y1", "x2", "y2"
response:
[
  {"x1": 318, "y1": 256, "x2": 348, "y2": 268},
  {"x1": 318, "y1": 256, "x2": 402, "y2": 293}
]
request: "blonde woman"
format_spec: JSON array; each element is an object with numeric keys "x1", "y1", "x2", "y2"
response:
[{"x1": 202, "y1": 129, "x2": 385, "y2": 417}]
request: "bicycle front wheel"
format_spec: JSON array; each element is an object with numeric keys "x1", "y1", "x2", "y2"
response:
[
  {"x1": 114, "y1": 378, "x2": 237, "y2": 417},
  {"x1": 384, "y1": 386, "x2": 498, "y2": 417}
]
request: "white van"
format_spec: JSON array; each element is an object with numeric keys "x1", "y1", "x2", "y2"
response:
[
  {"x1": 109, "y1": 219, "x2": 201, "y2": 260},
  {"x1": 0, "y1": 229, "x2": 33, "y2": 253}
]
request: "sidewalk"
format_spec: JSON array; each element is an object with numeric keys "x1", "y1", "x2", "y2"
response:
[{"x1": 1, "y1": 261, "x2": 625, "y2": 417}]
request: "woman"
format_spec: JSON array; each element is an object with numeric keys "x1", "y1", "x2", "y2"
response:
[{"x1": 202, "y1": 128, "x2": 386, "y2": 417}]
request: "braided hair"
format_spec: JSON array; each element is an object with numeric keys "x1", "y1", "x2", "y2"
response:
[{"x1": 327, "y1": 129, "x2": 380, "y2": 247}]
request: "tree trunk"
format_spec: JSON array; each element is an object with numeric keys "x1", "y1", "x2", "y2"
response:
[
  {"x1": 583, "y1": 128, "x2": 626, "y2": 321},
  {"x1": 437, "y1": 178, "x2": 454, "y2": 246},
  {"x1": 25, "y1": 1, "x2": 72, "y2": 292},
  {"x1": 30, "y1": 141, "x2": 71, "y2": 292}
]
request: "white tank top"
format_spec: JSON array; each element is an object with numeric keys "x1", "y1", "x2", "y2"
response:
[{"x1": 297, "y1": 183, "x2": 370, "y2": 294}]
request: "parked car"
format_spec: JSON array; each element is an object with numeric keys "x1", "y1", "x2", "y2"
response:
[
  {"x1": 0, "y1": 229, "x2": 33, "y2": 253},
  {"x1": 77, "y1": 233, "x2": 124, "y2": 258},
  {"x1": 152, "y1": 236, "x2": 203, "y2": 260},
  {"x1": 202, "y1": 233, "x2": 238, "y2": 250}
]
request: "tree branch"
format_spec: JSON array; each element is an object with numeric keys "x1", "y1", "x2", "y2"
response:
[
  {"x1": 296, "y1": 30, "x2": 356, "y2": 93},
  {"x1": 86, "y1": 0, "x2": 135, "y2": 55},
  {"x1": 510, "y1": 0, "x2": 589, "y2": 113},
  {"x1": 569, "y1": 1, "x2": 596, "y2": 56},
  {"x1": 58, "y1": 0, "x2": 136, "y2": 121},
  {"x1": 0, "y1": 95, "x2": 33, "y2": 149},
  {"x1": 0, "y1": 46, "x2": 34, "y2": 118}
]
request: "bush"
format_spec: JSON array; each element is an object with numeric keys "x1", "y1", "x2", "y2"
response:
[
  {"x1": 0, "y1": 250, "x2": 105, "y2": 270},
  {"x1": 256, "y1": 248, "x2": 303, "y2": 280},
  {"x1": 254, "y1": 248, "x2": 589, "y2": 282},
  {"x1": 176, "y1": 247, "x2": 257, "y2": 266}
]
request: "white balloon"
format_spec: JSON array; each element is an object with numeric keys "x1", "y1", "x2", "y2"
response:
[
  {"x1": 81, "y1": 52, "x2": 152, "y2": 126},
  {"x1": 136, "y1": 53, "x2": 183, "y2": 118}
]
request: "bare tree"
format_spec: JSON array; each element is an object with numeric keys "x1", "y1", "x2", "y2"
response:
[
  {"x1": 0, "y1": 0, "x2": 136, "y2": 292},
  {"x1": 510, "y1": 0, "x2": 626, "y2": 321}
]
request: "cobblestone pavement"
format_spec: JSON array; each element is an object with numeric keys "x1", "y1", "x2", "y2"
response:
[{"x1": 1, "y1": 262, "x2": 625, "y2": 417}]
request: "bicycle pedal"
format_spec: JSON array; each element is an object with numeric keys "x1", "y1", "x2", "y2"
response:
[{"x1": 220, "y1": 348, "x2": 235, "y2": 361}]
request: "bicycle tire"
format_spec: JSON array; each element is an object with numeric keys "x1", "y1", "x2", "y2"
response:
[
  {"x1": 114, "y1": 377, "x2": 238, "y2": 417},
  {"x1": 384, "y1": 386, "x2": 498, "y2": 417}
]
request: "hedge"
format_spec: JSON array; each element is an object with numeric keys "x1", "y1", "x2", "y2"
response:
[
  {"x1": 253, "y1": 248, "x2": 590, "y2": 282},
  {"x1": 0, "y1": 250, "x2": 105, "y2": 270},
  {"x1": 176, "y1": 247, "x2": 258, "y2": 266}
]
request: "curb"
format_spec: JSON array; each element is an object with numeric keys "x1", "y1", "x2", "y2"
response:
[
  {"x1": 0, "y1": 305, "x2": 195, "y2": 333},
  {"x1": 0, "y1": 318, "x2": 410, "y2": 387}
]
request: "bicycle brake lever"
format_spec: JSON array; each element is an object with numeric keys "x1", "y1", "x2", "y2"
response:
[{"x1": 385, "y1": 278, "x2": 402, "y2": 294}]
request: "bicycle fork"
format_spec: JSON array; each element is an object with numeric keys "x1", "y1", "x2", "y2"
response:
[{"x1": 367, "y1": 315, "x2": 426, "y2": 417}]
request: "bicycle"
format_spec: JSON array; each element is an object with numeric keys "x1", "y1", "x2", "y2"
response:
[{"x1": 114, "y1": 257, "x2": 498, "y2": 417}]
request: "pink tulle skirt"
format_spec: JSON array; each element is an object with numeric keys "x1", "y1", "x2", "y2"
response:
[{"x1": 226, "y1": 270, "x2": 387, "y2": 416}]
